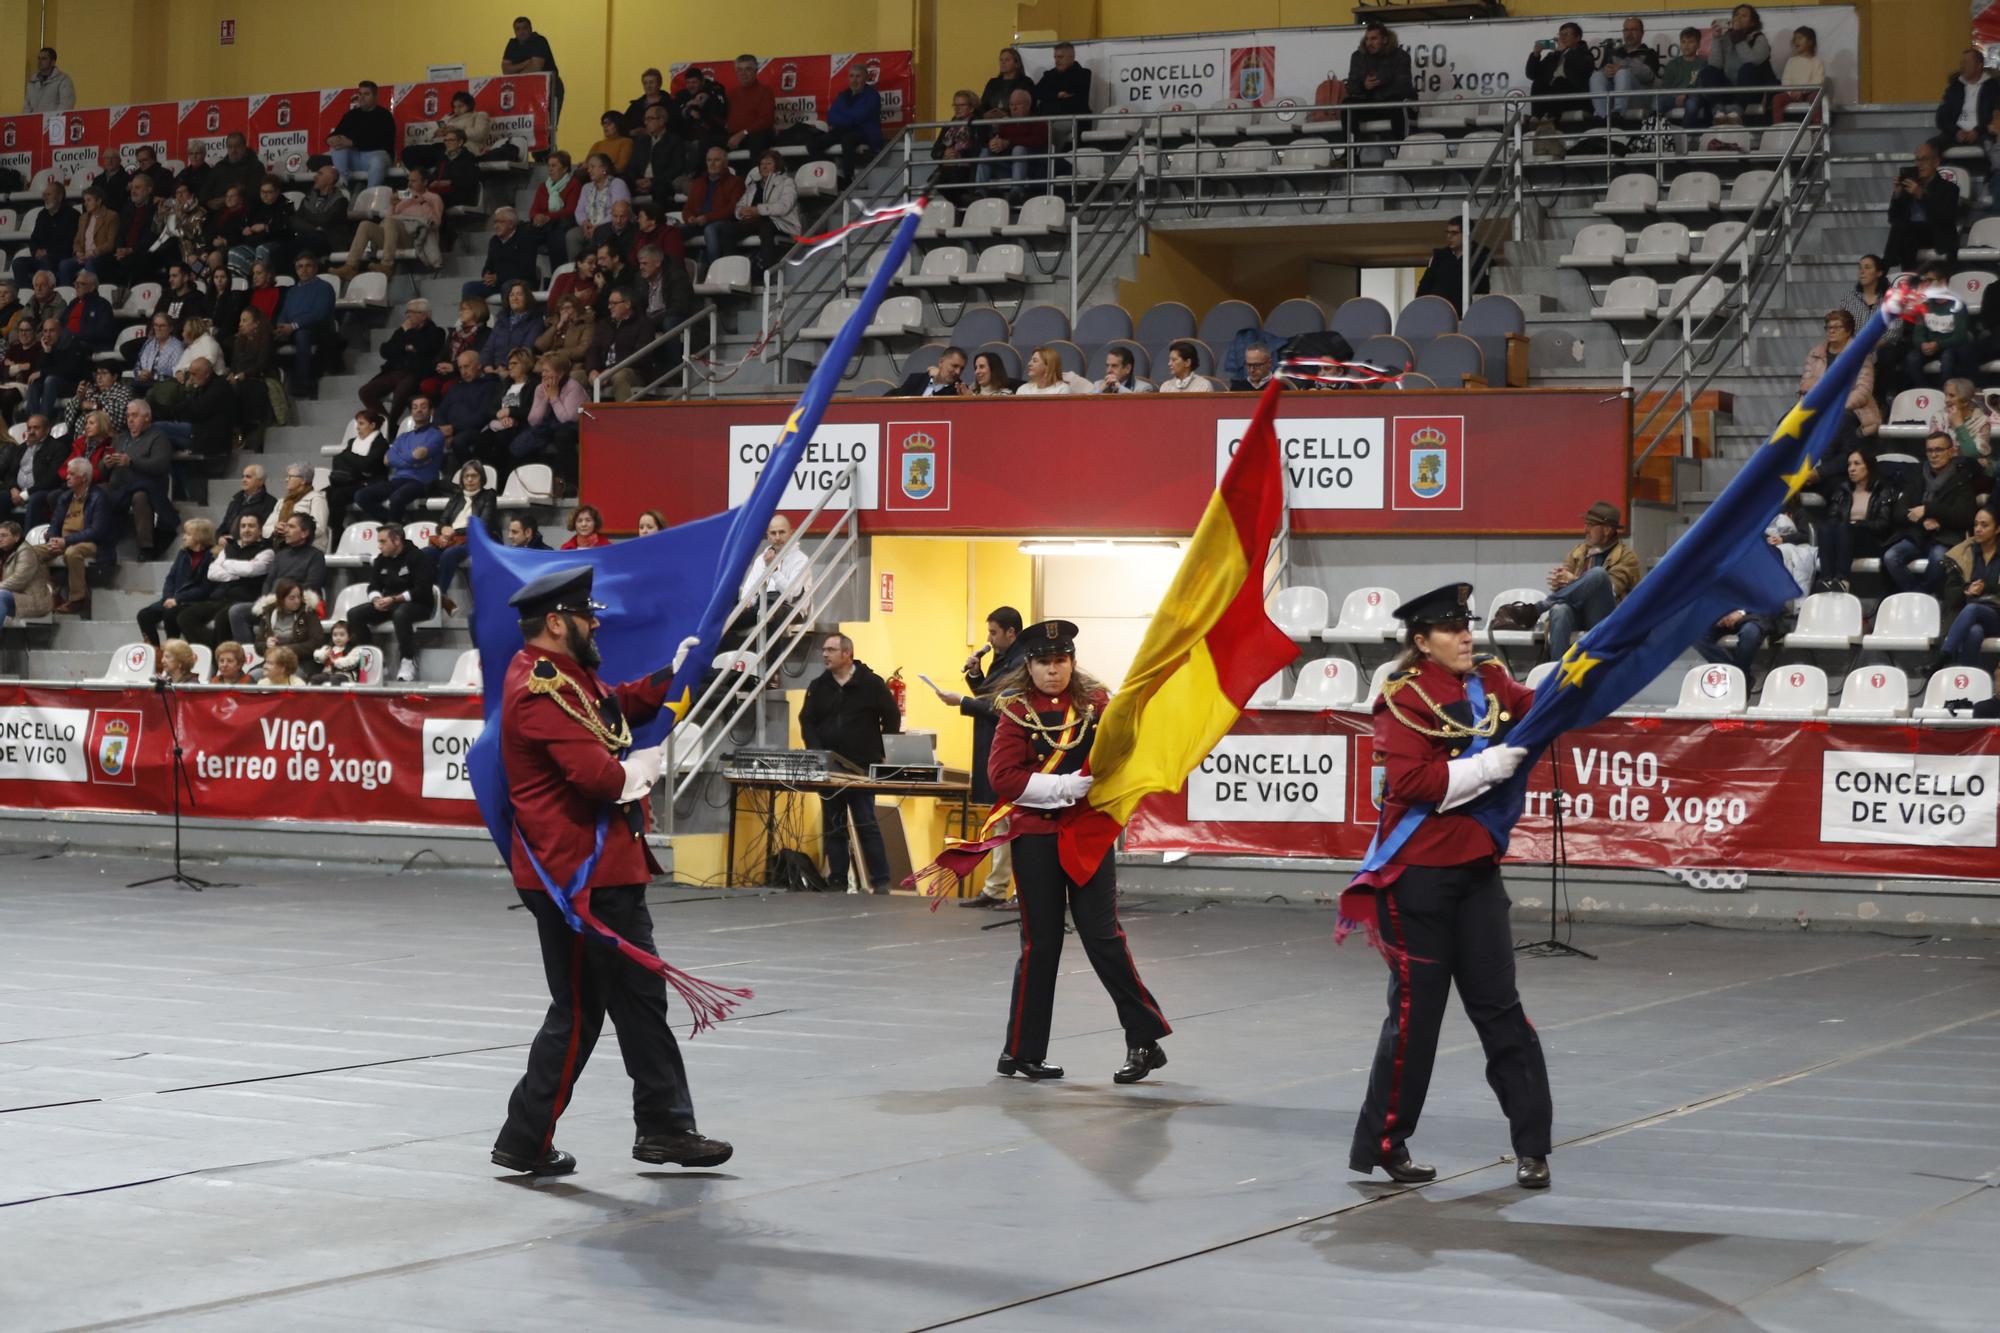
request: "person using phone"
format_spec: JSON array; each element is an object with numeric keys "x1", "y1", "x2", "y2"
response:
[
  {"x1": 927, "y1": 606, "x2": 1028, "y2": 908},
  {"x1": 1589, "y1": 16, "x2": 1660, "y2": 123},
  {"x1": 1523, "y1": 21, "x2": 1593, "y2": 123},
  {"x1": 1885, "y1": 141, "x2": 1960, "y2": 271}
]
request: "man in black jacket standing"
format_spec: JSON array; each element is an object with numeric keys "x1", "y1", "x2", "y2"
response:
[
  {"x1": 1415, "y1": 219, "x2": 1491, "y2": 316},
  {"x1": 799, "y1": 633, "x2": 901, "y2": 894},
  {"x1": 929, "y1": 606, "x2": 1026, "y2": 908}
]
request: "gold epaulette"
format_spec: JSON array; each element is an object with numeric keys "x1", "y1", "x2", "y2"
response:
[{"x1": 526, "y1": 657, "x2": 631, "y2": 751}]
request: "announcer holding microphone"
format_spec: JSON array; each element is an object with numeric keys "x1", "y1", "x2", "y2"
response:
[{"x1": 928, "y1": 606, "x2": 1027, "y2": 909}]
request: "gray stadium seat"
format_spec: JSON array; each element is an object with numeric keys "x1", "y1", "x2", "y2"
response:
[
  {"x1": 1135, "y1": 300, "x2": 1196, "y2": 348},
  {"x1": 1264, "y1": 297, "x2": 1326, "y2": 342},
  {"x1": 1197, "y1": 299, "x2": 1261, "y2": 352},
  {"x1": 951, "y1": 304, "x2": 1010, "y2": 348},
  {"x1": 1328, "y1": 296, "x2": 1391, "y2": 346},
  {"x1": 1011, "y1": 304, "x2": 1072, "y2": 350},
  {"x1": 1073, "y1": 303, "x2": 1135, "y2": 352},
  {"x1": 1415, "y1": 332, "x2": 1485, "y2": 387},
  {"x1": 1394, "y1": 295, "x2": 1459, "y2": 359}
]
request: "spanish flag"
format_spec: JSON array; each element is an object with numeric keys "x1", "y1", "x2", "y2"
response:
[{"x1": 1058, "y1": 380, "x2": 1300, "y2": 882}]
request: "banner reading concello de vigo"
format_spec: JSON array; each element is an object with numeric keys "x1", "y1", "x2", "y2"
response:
[
  {"x1": 0, "y1": 684, "x2": 484, "y2": 827},
  {"x1": 581, "y1": 390, "x2": 1629, "y2": 536},
  {"x1": 1126, "y1": 707, "x2": 2000, "y2": 884}
]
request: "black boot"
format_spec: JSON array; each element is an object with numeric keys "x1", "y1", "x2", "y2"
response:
[
  {"x1": 490, "y1": 1146, "x2": 577, "y2": 1176},
  {"x1": 1112, "y1": 1042, "x2": 1167, "y2": 1084},
  {"x1": 1516, "y1": 1155, "x2": 1551, "y2": 1189},
  {"x1": 996, "y1": 1055, "x2": 1064, "y2": 1080},
  {"x1": 632, "y1": 1131, "x2": 734, "y2": 1168},
  {"x1": 1348, "y1": 1148, "x2": 1436, "y2": 1183}
]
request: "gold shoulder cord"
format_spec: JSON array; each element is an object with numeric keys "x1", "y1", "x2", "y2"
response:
[
  {"x1": 1385, "y1": 675, "x2": 1504, "y2": 742},
  {"x1": 528, "y1": 664, "x2": 633, "y2": 751},
  {"x1": 995, "y1": 694, "x2": 1094, "y2": 752}
]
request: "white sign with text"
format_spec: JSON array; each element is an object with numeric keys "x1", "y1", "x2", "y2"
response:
[
  {"x1": 1217, "y1": 417, "x2": 1384, "y2": 509},
  {"x1": 728, "y1": 424, "x2": 881, "y2": 510},
  {"x1": 0, "y1": 706, "x2": 90, "y2": 782},
  {"x1": 1188, "y1": 734, "x2": 1347, "y2": 822},
  {"x1": 1820, "y1": 752, "x2": 1999, "y2": 847},
  {"x1": 421, "y1": 718, "x2": 483, "y2": 801}
]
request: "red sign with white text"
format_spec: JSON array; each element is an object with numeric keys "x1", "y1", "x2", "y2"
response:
[
  {"x1": 178, "y1": 96, "x2": 251, "y2": 166},
  {"x1": 0, "y1": 113, "x2": 45, "y2": 182},
  {"x1": 1127, "y1": 708, "x2": 2000, "y2": 883},
  {"x1": 392, "y1": 79, "x2": 471, "y2": 150},
  {"x1": 471, "y1": 75, "x2": 553, "y2": 153},
  {"x1": 248, "y1": 91, "x2": 321, "y2": 178},
  {"x1": 46, "y1": 108, "x2": 108, "y2": 183},
  {"x1": 105, "y1": 103, "x2": 177, "y2": 171},
  {"x1": 581, "y1": 391, "x2": 1631, "y2": 537}
]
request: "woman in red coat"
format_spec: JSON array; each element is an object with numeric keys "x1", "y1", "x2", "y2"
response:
[
  {"x1": 1342, "y1": 583, "x2": 1554, "y2": 1190},
  {"x1": 986, "y1": 619, "x2": 1172, "y2": 1084}
]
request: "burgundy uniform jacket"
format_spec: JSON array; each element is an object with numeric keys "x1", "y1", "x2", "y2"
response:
[
  {"x1": 987, "y1": 686, "x2": 1109, "y2": 836},
  {"x1": 501, "y1": 643, "x2": 676, "y2": 892},
  {"x1": 1369, "y1": 657, "x2": 1535, "y2": 870}
]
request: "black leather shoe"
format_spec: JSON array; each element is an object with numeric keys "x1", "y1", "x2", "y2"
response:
[
  {"x1": 490, "y1": 1146, "x2": 576, "y2": 1176},
  {"x1": 996, "y1": 1055, "x2": 1064, "y2": 1080},
  {"x1": 1112, "y1": 1042, "x2": 1168, "y2": 1084},
  {"x1": 1348, "y1": 1152, "x2": 1436, "y2": 1183},
  {"x1": 1516, "y1": 1155, "x2": 1551, "y2": 1189},
  {"x1": 633, "y1": 1131, "x2": 734, "y2": 1168},
  {"x1": 959, "y1": 893, "x2": 1009, "y2": 908}
]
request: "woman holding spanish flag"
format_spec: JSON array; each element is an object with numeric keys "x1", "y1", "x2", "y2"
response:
[
  {"x1": 983, "y1": 619, "x2": 1172, "y2": 1085},
  {"x1": 1341, "y1": 583, "x2": 1554, "y2": 1190}
]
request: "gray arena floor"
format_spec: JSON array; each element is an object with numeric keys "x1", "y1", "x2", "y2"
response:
[{"x1": 4, "y1": 855, "x2": 1997, "y2": 1331}]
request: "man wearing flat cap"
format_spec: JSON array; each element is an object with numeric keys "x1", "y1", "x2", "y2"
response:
[
  {"x1": 1488, "y1": 500, "x2": 1641, "y2": 659},
  {"x1": 489, "y1": 565, "x2": 734, "y2": 1178}
]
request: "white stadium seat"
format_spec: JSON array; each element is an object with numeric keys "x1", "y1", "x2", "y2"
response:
[
  {"x1": 328, "y1": 520, "x2": 381, "y2": 567},
  {"x1": 1753, "y1": 663, "x2": 1828, "y2": 717},
  {"x1": 1670, "y1": 662, "x2": 1746, "y2": 716},
  {"x1": 1270, "y1": 586, "x2": 1329, "y2": 639},
  {"x1": 1625, "y1": 221, "x2": 1691, "y2": 266},
  {"x1": 1484, "y1": 587, "x2": 1545, "y2": 648},
  {"x1": 1915, "y1": 664, "x2": 1996, "y2": 719},
  {"x1": 1784, "y1": 592, "x2": 1863, "y2": 651},
  {"x1": 901, "y1": 246, "x2": 968, "y2": 289},
  {"x1": 1859, "y1": 592, "x2": 1940, "y2": 653},
  {"x1": 1524, "y1": 661, "x2": 1559, "y2": 690},
  {"x1": 1593, "y1": 173, "x2": 1658, "y2": 217},
  {"x1": 1654, "y1": 171, "x2": 1722, "y2": 215},
  {"x1": 1832, "y1": 666, "x2": 1910, "y2": 718},
  {"x1": 101, "y1": 643, "x2": 157, "y2": 683},
  {"x1": 447, "y1": 649, "x2": 482, "y2": 689},
  {"x1": 1880, "y1": 388, "x2": 1942, "y2": 441},
  {"x1": 1592, "y1": 274, "x2": 1658, "y2": 321},
  {"x1": 1325, "y1": 587, "x2": 1402, "y2": 644},
  {"x1": 1282, "y1": 656, "x2": 1360, "y2": 709},
  {"x1": 1559, "y1": 223, "x2": 1627, "y2": 268}
]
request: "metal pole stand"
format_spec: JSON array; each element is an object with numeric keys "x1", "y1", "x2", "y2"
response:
[{"x1": 128, "y1": 680, "x2": 237, "y2": 892}]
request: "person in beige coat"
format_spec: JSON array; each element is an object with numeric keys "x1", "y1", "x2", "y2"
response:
[{"x1": 0, "y1": 520, "x2": 52, "y2": 622}]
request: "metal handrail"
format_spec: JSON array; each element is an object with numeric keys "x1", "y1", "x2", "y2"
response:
[
  {"x1": 1625, "y1": 87, "x2": 1831, "y2": 469},
  {"x1": 593, "y1": 302, "x2": 720, "y2": 402}
]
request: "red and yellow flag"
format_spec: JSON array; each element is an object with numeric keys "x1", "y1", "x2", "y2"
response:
[{"x1": 1059, "y1": 379, "x2": 1299, "y2": 882}]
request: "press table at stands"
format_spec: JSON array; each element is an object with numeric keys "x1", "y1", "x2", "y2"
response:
[{"x1": 721, "y1": 770, "x2": 973, "y2": 889}]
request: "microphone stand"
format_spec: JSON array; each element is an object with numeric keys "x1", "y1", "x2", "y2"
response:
[
  {"x1": 1515, "y1": 746, "x2": 1593, "y2": 960},
  {"x1": 129, "y1": 678, "x2": 235, "y2": 892}
]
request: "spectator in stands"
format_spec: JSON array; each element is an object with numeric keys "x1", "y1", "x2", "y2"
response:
[
  {"x1": 325, "y1": 409, "x2": 388, "y2": 534},
  {"x1": 674, "y1": 67, "x2": 730, "y2": 173},
  {"x1": 157, "y1": 182, "x2": 208, "y2": 270},
  {"x1": 173, "y1": 145, "x2": 212, "y2": 212},
  {"x1": 564, "y1": 505, "x2": 609, "y2": 550},
  {"x1": 405, "y1": 91, "x2": 494, "y2": 174},
  {"x1": 1838, "y1": 254, "x2": 1887, "y2": 332},
  {"x1": 254, "y1": 578, "x2": 325, "y2": 667},
  {"x1": 291, "y1": 166, "x2": 349, "y2": 263},
  {"x1": 585, "y1": 289, "x2": 657, "y2": 402},
  {"x1": 154, "y1": 262, "x2": 206, "y2": 336},
  {"x1": 39, "y1": 457, "x2": 115, "y2": 614},
  {"x1": 0, "y1": 321, "x2": 35, "y2": 424},
  {"x1": 23, "y1": 319, "x2": 76, "y2": 423},
  {"x1": 592, "y1": 197, "x2": 642, "y2": 264},
  {"x1": 337, "y1": 168, "x2": 442, "y2": 281},
  {"x1": 628, "y1": 103, "x2": 685, "y2": 201},
  {"x1": 1905, "y1": 278, "x2": 1976, "y2": 388},
  {"x1": 482, "y1": 281, "x2": 545, "y2": 374},
  {"x1": 1801, "y1": 310, "x2": 1879, "y2": 450},
  {"x1": 12, "y1": 180, "x2": 76, "y2": 288},
  {"x1": 204, "y1": 261, "x2": 243, "y2": 340},
  {"x1": 138, "y1": 518, "x2": 215, "y2": 645},
  {"x1": 1663, "y1": 32, "x2": 1708, "y2": 120},
  {"x1": 1884, "y1": 433, "x2": 1984, "y2": 592},
  {"x1": 502, "y1": 16, "x2": 563, "y2": 130},
  {"x1": 637, "y1": 510, "x2": 666, "y2": 536},
  {"x1": 507, "y1": 514, "x2": 549, "y2": 550},
  {"x1": 1098, "y1": 346, "x2": 1152, "y2": 393},
  {"x1": 11, "y1": 416, "x2": 64, "y2": 529},
  {"x1": 22, "y1": 268, "x2": 64, "y2": 332},
  {"x1": 1817, "y1": 450, "x2": 1900, "y2": 591},
  {"x1": 1934, "y1": 49, "x2": 2000, "y2": 152},
  {"x1": 64, "y1": 363, "x2": 130, "y2": 440},
  {"x1": 1035, "y1": 41, "x2": 1091, "y2": 121},
  {"x1": 979, "y1": 47, "x2": 1035, "y2": 119},
  {"x1": 157, "y1": 639, "x2": 199, "y2": 684},
  {"x1": 354, "y1": 395, "x2": 443, "y2": 523},
  {"x1": 204, "y1": 134, "x2": 266, "y2": 213},
  {"x1": 1524, "y1": 23, "x2": 1593, "y2": 123},
  {"x1": 60, "y1": 187, "x2": 116, "y2": 285},
  {"x1": 515, "y1": 354, "x2": 585, "y2": 477},
  {"x1": 437, "y1": 348, "x2": 501, "y2": 466},
  {"x1": 311, "y1": 621, "x2": 364, "y2": 685},
  {"x1": 436, "y1": 298, "x2": 492, "y2": 392},
  {"x1": 432, "y1": 460, "x2": 499, "y2": 615},
  {"x1": 104, "y1": 399, "x2": 177, "y2": 557},
  {"x1": 231, "y1": 180, "x2": 294, "y2": 275},
  {"x1": 536, "y1": 291, "x2": 594, "y2": 372},
  {"x1": 972, "y1": 350, "x2": 1013, "y2": 395},
  {"x1": 1414, "y1": 219, "x2": 1491, "y2": 316},
  {"x1": 976, "y1": 88, "x2": 1048, "y2": 204},
  {"x1": 360, "y1": 297, "x2": 444, "y2": 424},
  {"x1": 269, "y1": 464, "x2": 329, "y2": 551},
  {"x1": 1769, "y1": 26, "x2": 1827, "y2": 124},
  {"x1": 633, "y1": 199, "x2": 685, "y2": 263},
  {"x1": 0, "y1": 520, "x2": 50, "y2": 626},
  {"x1": 65, "y1": 410, "x2": 116, "y2": 486},
  {"x1": 210, "y1": 640, "x2": 249, "y2": 685},
  {"x1": 218, "y1": 462, "x2": 277, "y2": 540},
  {"x1": 1489, "y1": 501, "x2": 1640, "y2": 656},
  {"x1": 345, "y1": 522, "x2": 434, "y2": 681},
  {"x1": 1689, "y1": 5, "x2": 1776, "y2": 128},
  {"x1": 632, "y1": 244, "x2": 693, "y2": 335},
  {"x1": 626, "y1": 69, "x2": 672, "y2": 131},
  {"x1": 210, "y1": 184, "x2": 250, "y2": 259},
  {"x1": 273, "y1": 252, "x2": 335, "y2": 398},
  {"x1": 464, "y1": 208, "x2": 538, "y2": 301},
  {"x1": 574, "y1": 152, "x2": 631, "y2": 245},
  {"x1": 1589, "y1": 19, "x2": 1660, "y2": 123},
  {"x1": 22, "y1": 46, "x2": 75, "y2": 114},
  {"x1": 0, "y1": 280, "x2": 20, "y2": 343},
  {"x1": 737, "y1": 150, "x2": 801, "y2": 275},
  {"x1": 527, "y1": 149, "x2": 584, "y2": 271},
  {"x1": 62, "y1": 271, "x2": 114, "y2": 358},
  {"x1": 588, "y1": 111, "x2": 635, "y2": 176},
  {"x1": 133, "y1": 314, "x2": 184, "y2": 390},
  {"x1": 161, "y1": 355, "x2": 236, "y2": 462},
  {"x1": 544, "y1": 250, "x2": 597, "y2": 317},
  {"x1": 243, "y1": 259, "x2": 284, "y2": 323},
  {"x1": 814, "y1": 62, "x2": 884, "y2": 172},
  {"x1": 1933, "y1": 505, "x2": 2000, "y2": 670},
  {"x1": 932, "y1": 90, "x2": 982, "y2": 196},
  {"x1": 1229, "y1": 344, "x2": 1276, "y2": 393},
  {"x1": 726, "y1": 55, "x2": 777, "y2": 161},
  {"x1": 1016, "y1": 345, "x2": 1091, "y2": 395},
  {"x1": 1157, "y1": 341, "x2": 1211, "y2": 393},
  {"x1": 477, "y1": 347, "x2": 538, "y2": 469},
  {"x1": 1699, "y1": 514, "x2": 1811, "y2": 672},
  {"x1": 800, "y1": 633, "x2": 901, "y2": 893},
  {"x1": 327, "y1": 80, "x2": 398, "y2": 189},
  {"x1": 1936, "y1": 377, "x2": 1994, "y2": 472},
  {"x1": 221, "y1": 318, "x2": 272, "y2": 442},
  {"x1": 101, "y1": 175, "x2": 164, "y2": 286},
  {"x1": 260, "y1": 645, "x2": 305, "y2": 687},
  {"x1": 101, "y1": 146, "x2": 173, "y2": 204},
  {"x1": 680, "y1": 146, "x2": 743, "y2": 277},
  {"x1": 891, "y1": 346, "x2": 967, "y2": 398}
]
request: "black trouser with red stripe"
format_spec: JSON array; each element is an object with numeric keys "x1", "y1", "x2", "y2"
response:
[
  {"x1": 1002, "y1": 834, "x2": 1172, "y2": 1063},
  {"x1": 495, "y1": 886, "x2": 698, "y2": 1159},
  {"x1": 1349, "y1": 860, "x2": 1552, "y2": 1169}
]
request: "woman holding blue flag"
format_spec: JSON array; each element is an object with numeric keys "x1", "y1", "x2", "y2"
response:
[{"x1": 1339, "y1": 583, "x2": 1554, "y2": 1191}]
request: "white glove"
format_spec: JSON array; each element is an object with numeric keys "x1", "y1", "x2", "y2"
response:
[
  {"x1": 1439, "y1": 744, "x2": 1527, "y2": 812},
  {"x1": 618, "y1": 746, "x2": 666, "y2": 801},
  {"x1": 670, "y1": 635, "x2": 701, "y2": 674},
  {"x1": 1018, "y1": 770, "x2": 1094, "y2": 807},
  {"x1": 1055, "y1": 772, "x2": 1095, "y2": 802}
]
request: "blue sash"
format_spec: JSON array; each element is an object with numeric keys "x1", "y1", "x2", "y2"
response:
[{"x1": 1357, "y1": 672, "x2": 1491, "y2": 874}]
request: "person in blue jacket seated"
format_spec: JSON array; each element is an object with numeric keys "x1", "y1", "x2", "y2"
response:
[{"x1": 272, "y1": 251, "x2": 337, "y2": 398}]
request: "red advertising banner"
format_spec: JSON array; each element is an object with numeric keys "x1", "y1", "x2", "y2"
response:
[
  {"x1": 671, "y1": 51, "x2": 916, "y2": 133},
  {"x1": 105, "y1": 103, "x2": 177, "y2": 171},
  {"x1": 392, "y1": 79, "x2": 471, "y2": 151},
  {"x1": 0, "y1": 684, "x2": 485, "y2": 827},
  {"x1": 0, "y1": 113, "x2": 45, "y2": 183},
  {"x1": 1126, "y1": 708, "x2": 2000, "y2": 883},
  {"x1": 581, "y1": 390, "x2": 1632, "y2": 537},
  {"x1": 471, "y1": 74, "x2": 553, "y2": 152},
  {"x1": 46, "y1": 108, "x2": 109, "y2": 183},
  {"x1": 763, "y1": 55, "x2": 831, "y2": 132},
  {"x1": 178, "y1": 96, "x2": 251, "y2": 166},
  {"x1": 248, "y1": 91, "x2": 322, "y2": 178}
]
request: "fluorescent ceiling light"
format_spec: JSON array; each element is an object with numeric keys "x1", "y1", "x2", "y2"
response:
[{"x1": 1017, "y1": 539, "x2": 1183, "y2": 556}]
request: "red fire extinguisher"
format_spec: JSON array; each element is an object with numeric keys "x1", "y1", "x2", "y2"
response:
[{"x1": 886, "y1": 668, "x2": 907, "y2": 718}]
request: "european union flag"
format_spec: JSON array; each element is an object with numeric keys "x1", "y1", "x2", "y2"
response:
[{"x1": 1469, "y1": 296, "x2": 1910, "y2": 848}]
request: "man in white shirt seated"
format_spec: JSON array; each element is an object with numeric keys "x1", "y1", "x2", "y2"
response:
[{"x1": 1095, "y1": 346, "x2": 1153, "y2": 393}]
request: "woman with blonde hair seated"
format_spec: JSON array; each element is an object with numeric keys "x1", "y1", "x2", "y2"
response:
[
  {"x1": 157, "y1": 638, "x2": 200, "y2": 684},
  {"x1": 1012, "y1": 344, "x2": 1093, "y2": 396}
]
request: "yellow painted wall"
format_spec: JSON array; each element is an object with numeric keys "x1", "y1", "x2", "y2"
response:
[{"x1": 1115, "y1": 232, "x2": 1232, "y2": 326}]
